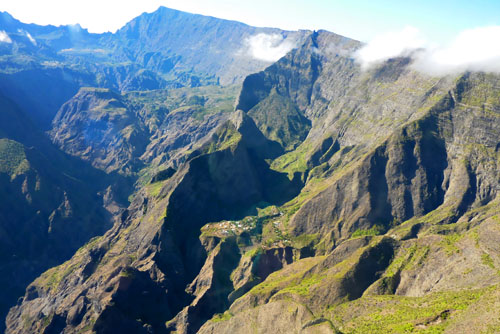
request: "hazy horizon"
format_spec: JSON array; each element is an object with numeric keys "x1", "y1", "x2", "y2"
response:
[{"x1": 1, "y1": 0, "x2": 499, "y2": 44}]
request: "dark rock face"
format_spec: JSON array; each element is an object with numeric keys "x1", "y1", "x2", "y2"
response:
[
  {"x1": 50, "y1": 88, "x2": 149, "y2": 174},
  {"x1": 93, "y1": 268, "x2": 173, "y2": 334},
  {"x1": 151, "y1": 168, "x2": 176, "y2": 183},
  {"x1": 166, "y1": 238, "x2": 241, "y2": 334},
  {"x1": 0, "y1": 67, "x2": 93, "y2": 129},
  {"x1": 0, "y1": 93, "x2": 122, "y2": 331}
]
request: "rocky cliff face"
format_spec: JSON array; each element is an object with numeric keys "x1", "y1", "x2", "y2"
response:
[
  {"x1": 4, "y1": 13, "x2": 500, "y2": 334},
  {"x1": 50, "y1": 85, "x2": 238, "y2": 176},
  {"x1": 0, "y1": 92, "x2": 127, "y2": 331},
  {"x1": 6, "y1": 112, "x2": 301, "y2": 333},
  {"x1": 195, "y1": 38, "x2": 500, "y2": 334}
]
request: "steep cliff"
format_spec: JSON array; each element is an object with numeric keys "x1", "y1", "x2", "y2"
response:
[
  {"x1": 196, "y1": 37, "x2": 500, "y2": 334},
  {"x1": 50, "y1": 85, "x2": 238, "y2": 175},
  {"x1": 6, "y1": 112, "x2": 301, "y2": 333},
  {"x1": 0, "y1": 92, "x2": 125, "y2": 331}
]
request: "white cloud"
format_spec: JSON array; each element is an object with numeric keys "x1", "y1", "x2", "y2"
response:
[
  {"x1": 0, "y1": 31, "x2": 12, "y2": 43},
  {"x1": 244, "y1": 33, "x2": 297, "y2": 62},
  {"x1": 18, "y1": 29, "x2": 37, "y2": 45},
  {"x1": 354, "y1": 26, "x2": 426, "y2": 69},
  {"x1": 25, "y1": 31, "x2": 36, "y2": 45},
  {"x1": 354, "y1": 25, "x2": 500, "y2": 75},
  {"x1": 413, "y1": 26, "x2": 500, "y2": 75}
]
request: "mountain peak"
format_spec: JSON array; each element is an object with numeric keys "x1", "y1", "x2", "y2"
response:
[{"x1": 0, "y1": 11, "x2": 22, "y2": 32}]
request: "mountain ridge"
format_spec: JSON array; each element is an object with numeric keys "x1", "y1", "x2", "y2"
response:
[{"x1": 0, "y1": 7, "x2": 320, "y2": 128}]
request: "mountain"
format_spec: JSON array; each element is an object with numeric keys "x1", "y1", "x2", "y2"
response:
[
  {"x1": 3, "y1": 6, "x2": 500, "y2": 334},
  {"x1": 0, "y1": 7, "x2": 307, "y2": 85},
  {"x1": 0, "y1": 91, "x2": 132, "y2": 332},
  {"x1": 49, "y1": 85, "x2": 239, "y2": 176},
  {"x1": 0, "y1": 7, "x2": 308, "y2": 127},
  {"x1": 0, "y1": 7, "x2": 270, "y2": 328},
  {"x1": 106, "y1": 7, "x2": 308, "y2": 85},
  {"x1": 197, "y1": 39, "x2": 500, "y2": 333}
]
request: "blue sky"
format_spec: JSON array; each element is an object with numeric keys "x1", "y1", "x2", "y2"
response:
[{"x1": 1, "y1": 0, "x2": 499, "y2": 42}]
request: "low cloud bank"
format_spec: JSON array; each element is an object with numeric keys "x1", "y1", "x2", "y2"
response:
[
  {"x1": 18, "y1": 29, "x2": 37, "y2": 45},
  {"x1": 355, "y1": 26, "x2": 500, "y2": 75},
  {"x1": 0, "y1": 30, "x2": 12, "y2": 43},
  {"x1": 354, "y1": 26, "x2": 426, "y2": 69},
  {"x1": 244, "y1": 33, "x2": 297, "y2": 62},
  {"x1": 25, "y1": 31, "x2": 36, "y2": 45},
  {"x1": 415, "y1": 26, "x2": 500, "y2": 75}
]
